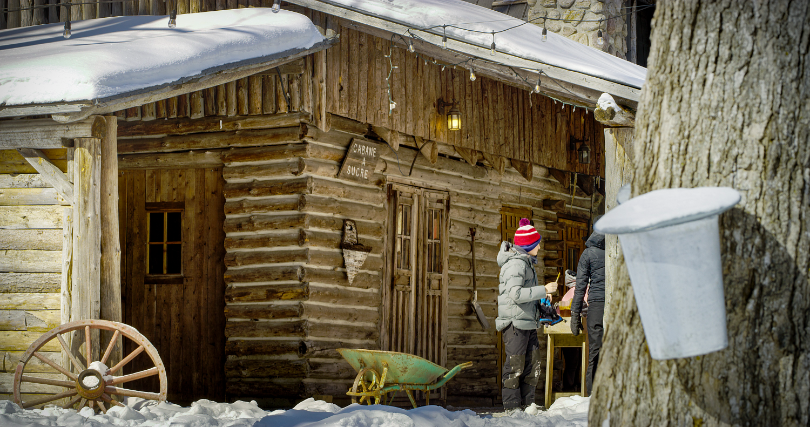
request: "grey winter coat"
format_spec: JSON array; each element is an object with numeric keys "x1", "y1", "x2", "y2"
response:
[{"x1": 495, "y1": 241, "x2": 547, "y2": 331}]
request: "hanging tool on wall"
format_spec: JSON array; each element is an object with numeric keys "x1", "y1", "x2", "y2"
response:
[{"x1": 469, "y1": 227, "x2": 490, "y2": 330}]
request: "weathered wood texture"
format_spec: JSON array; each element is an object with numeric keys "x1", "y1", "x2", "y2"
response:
[
  {"x1": 590, "y1": 2, "x2": 810, "y2": 427},
  {"x1": 219, "y1": 124, "x2": 593, "y2": 404},
  {"x1": 118, "y1": 168, "x2": 226, "y2": 403}
]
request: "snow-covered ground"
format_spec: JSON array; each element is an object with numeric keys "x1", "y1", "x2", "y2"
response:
[{"x1": 0, "y1": 395, "x2": 589, "y2": 427}]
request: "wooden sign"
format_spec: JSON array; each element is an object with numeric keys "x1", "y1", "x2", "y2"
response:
[{"x1": 337, "y1": 138, "x2": 381, "y2": 183}]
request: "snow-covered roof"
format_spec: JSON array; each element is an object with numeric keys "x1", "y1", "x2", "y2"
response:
[
  {"x1": 0, "y1": 9, "x2": 329, "y2": 118},
  {"x1": 289, "y1": 0, "x2": 646, "y2": 91}
]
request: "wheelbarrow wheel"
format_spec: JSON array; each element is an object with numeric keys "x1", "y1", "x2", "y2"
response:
[{"x1": 350, "y1": 367, "x2": 383, "y2": 405}]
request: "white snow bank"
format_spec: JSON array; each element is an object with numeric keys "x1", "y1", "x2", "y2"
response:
[
  {"x1": 0, "y1": 396, "x2": 590, "y2": 427},
  {"x1": 0, "y1": 8, "x2": 325, "y2": 106},
  {"x1": 317, "y1": 0, "x2": 645, "y2": 88}
]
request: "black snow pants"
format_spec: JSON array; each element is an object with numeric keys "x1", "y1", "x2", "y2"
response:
[
  {"x1": 501, "y1": 324, "x2": 541, "y2": 409},
  {"x1": 585, "y1": 301, "x2": 604, "y2": 395}
]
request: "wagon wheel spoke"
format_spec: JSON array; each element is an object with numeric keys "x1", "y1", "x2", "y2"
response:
[
  {"x1": 107, "y1": 367, "x2": 158, "y2": 386},
  {"x1": 20, "y1": 375, "x2": 75, "y2": 388},
  {"x1": 85, "y1": 326, "x2": 92, "y2": 371},
  {"x1": 104, "y1": 385, "x2": 161, "y2": 400},
  {"x1": 100, "y1": 393, "x2": 123, "y2": 407},
  {"x1": 109, "y1": 345, "x2": 145, "y2": 376},
  {"x1": 21, "y1": 389, "x2": 78, "y2": 409},
  {"x1": 31, "y1": 352, "x2": 78, "y2": 381},
  {"x1": 96, "y1": 399, "x2": 107, "y2": 413},
  {"x1": 56, "y1": 333, "x2": 85, "y2": 372},
  {"x1": 101, "y1": 330, "x2": 121, "y2": 365},
  {"x1": 63, "y1": 395, "x2": 82, "y2": 409}
]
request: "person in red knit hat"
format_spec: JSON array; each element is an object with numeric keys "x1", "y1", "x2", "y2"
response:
[{"x1": 495, "y1": 218, "x2": 558, "y2": 412}]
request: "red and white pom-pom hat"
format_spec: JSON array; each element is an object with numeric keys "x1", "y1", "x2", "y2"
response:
[{"x1": 514, "y1": 218, "x2": 541, "y2": 247}]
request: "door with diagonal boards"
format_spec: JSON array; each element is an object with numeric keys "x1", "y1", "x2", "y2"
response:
[{"x1": 383, "y1": 184, "x2": 449, "y2": 400}]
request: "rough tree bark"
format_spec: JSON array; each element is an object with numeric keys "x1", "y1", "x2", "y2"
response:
[{"x1": 591, "y1": 2, "x2": 810, "y2": 426}]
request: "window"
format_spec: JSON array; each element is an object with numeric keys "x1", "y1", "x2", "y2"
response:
[{"x1": 147, "y1": 209, "x2": 183, "y2": 275}]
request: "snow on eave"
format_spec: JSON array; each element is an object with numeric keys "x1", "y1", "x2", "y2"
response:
[
  {"x1": 286, "y1": 0, "x2": 645, "y2": 102},
  {"x1": 0, "y1": 9, "x2": 330, "y2": 120}
]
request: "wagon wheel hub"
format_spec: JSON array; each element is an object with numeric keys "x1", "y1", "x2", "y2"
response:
[{"x1": 76, "y1": 370, "x2": 106, "y2": 400}]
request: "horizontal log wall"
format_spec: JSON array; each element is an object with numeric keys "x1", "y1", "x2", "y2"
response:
[
  {"x1": 0, "y1": 172, "x2": 64, "y2": 402},
  {"x1": 118, "y1": 111, "x2": 593, "y2": 406}
]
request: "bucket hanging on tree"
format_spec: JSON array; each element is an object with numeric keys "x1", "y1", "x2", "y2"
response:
[{"x1": 595, "y1": 187, "x2": 740, "y2": 360}]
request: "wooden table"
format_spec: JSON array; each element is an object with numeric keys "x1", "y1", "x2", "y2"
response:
[{"x1": 543, "y1": 317, "x2": 587, "y2": 408}]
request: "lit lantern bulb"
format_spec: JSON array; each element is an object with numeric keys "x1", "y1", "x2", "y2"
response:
[
  {"x1": 63, "y1": 21, "x2": 71, "y2": 39},
  {"x1": 408, "y1": 38, "x2": 415, "y2": 53},
  {"x1": 541, "y1": 27, "x2": 547, "y2": 42},
  {"x1": 469, "y1": 68, "x2": 476, "y2": 82},
  {"x1": 597, "y1": 29, "x2": 604, "y2": 46},
  {"x1": 534, "y1": 83, "x2": 540, "y2": 93}
]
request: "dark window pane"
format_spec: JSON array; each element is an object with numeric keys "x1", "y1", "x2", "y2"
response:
[
  {"x1": 149, "y1": 213, "x2": 164, "y2": 243},
  {"x1": 435, "y1": 242, "x2": 442, "y2": 274},
  {"x1": 427, "y1": 244, "x2": 433, "y2": 273},
  {"x1": 166, "y1": 244, "x2": 182, "y2": 274},
  {"x1": 396, "y1": 238, "x2": 402, "y2": 269},
  {"x1": 403, "y1": 239, "x2": 410, "y2": 270},
  {"x1": 167, "y1": 212, "x2": 182, "y2": 242},
  {"x1": 148, "y1": 244, "x2": 164, "y2": 275}
]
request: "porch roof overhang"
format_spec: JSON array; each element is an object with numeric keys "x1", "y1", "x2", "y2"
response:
[
  {"x1": 284, "y1": 0, "x2": 646, "y2": 109},
  {"x1": 0, "y1": 9, "x2": 337, "y2": 123}
]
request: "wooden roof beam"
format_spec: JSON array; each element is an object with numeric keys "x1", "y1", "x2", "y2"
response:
[
  {"x1": 0, "y1": 116, "x2": 105, "y2": 149},
  {"x1": 594, "y1": 93, "x2": 636, "y2": 127},
  {"x1": 16, "y1": 148, "x2": 74, "y2": 204}
]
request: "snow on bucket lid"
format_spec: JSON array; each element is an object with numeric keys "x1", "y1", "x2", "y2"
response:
[{"x1": 595, "y1": 187, "x2": 741, "y2": 234}]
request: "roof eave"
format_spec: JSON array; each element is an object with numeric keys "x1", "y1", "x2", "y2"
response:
[{"x1": 0, "y1": 37, "x2": 338, "y2": 123}]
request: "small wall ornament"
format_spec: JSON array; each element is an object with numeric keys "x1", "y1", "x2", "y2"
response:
[{"x1": 341, "y1": 220, "x2": 371, "y2": 286}]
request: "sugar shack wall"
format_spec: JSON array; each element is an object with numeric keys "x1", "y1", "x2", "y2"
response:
[
  {"x1": 0, "y1": 150, "x2": 66, "y2": 402},
  {"x1": 115, "y1": 17, "x2": 599, "y2": 406}
]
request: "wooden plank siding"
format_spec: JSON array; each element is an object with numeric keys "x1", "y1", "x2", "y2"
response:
[
  {"x1": 0, "y1": 168, "x2": 64, "y2": 403},
  {"x1": 118, "y1": 168, "x2": 226, "y2": 404}
]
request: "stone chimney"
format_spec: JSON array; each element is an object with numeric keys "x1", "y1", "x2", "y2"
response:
[{"x1": 528, "y1": 0, "x2": 627, "y2": 59}]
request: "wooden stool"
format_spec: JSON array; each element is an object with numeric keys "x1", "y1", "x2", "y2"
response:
[{"x1": 543, "y1": 317, "x2": 587, "y2": 408}]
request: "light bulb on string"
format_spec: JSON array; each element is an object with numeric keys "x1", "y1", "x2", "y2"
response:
[
  {"x1": 63, "y1": 20, "x2": 71, "y2": 38},
  {"x1": 533, "y1": 72, "x2": 541, "y2": 93},
  {"x1": 168, "y1": 10, "x2": 177, "y2": 28},
  {"x1": 469, "y1": 67, "x2": 476, "y2": 82},
  {"x1": 442, "y1": 25, "x2": 447, "y2": 49},
  {"x1": 490, "y1": 32, "x2": 495, "y2": 55},
  {"x1": 542, "y1": 19, "x2": 547, "y2": 42},
  {"x1": 272, "y1": 0, "x2": 280, "y2": 13},
  {"x1": 408, "y1": 37, "x2": 415, "y2": 53},
  {"x1": 597, "y1": 29, "x2": 604, "y2": 46}
]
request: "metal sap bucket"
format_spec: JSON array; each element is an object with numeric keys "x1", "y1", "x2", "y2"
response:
[{"x1": 595, "y1": 187, "x2": 741, "y2": 359}]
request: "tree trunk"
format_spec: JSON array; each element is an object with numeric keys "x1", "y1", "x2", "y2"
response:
[{"x1": 591, "y1": 2, "x2": 810, "y2": 426}]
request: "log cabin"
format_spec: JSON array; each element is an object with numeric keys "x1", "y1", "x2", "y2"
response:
[{"x1": 0, "y1": 0, "x2": 644, "y2": 408}]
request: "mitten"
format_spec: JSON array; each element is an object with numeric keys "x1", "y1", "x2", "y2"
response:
[{"x1": 570, "y1": 314, "x2": 583, "y2": 336}]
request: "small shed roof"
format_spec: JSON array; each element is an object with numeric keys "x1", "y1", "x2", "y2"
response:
[{"x1": 0, "y1": 9, "x2": 332, "y2": 120}]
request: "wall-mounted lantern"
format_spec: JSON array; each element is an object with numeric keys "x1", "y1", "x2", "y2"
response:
[
  {"x1": 577, "y1": 142, "x2": 591, "y2": 164},
  {"x1": 595, "y1": 187, "x2": 741, "y2": 360},
  {"x1": 439, "y1": 98, "x2": 461, "y2": 131}
]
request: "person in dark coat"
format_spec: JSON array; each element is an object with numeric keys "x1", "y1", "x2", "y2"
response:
[{"x1": 570, "y1": 229, "x2": 605, "y2": 395}]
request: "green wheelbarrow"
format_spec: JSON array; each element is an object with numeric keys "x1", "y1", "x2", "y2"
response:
[{"x1": 336, "y1": 348, "x2": 472, "y2": 408}]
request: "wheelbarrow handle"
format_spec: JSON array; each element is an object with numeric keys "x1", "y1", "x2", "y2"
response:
[{"x1": 430, "y1": 361, "x2": 473, "y2": 389}]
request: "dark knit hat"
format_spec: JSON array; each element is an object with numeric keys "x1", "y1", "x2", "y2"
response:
[{"x1": 514, "y1": 218, "x2": 541, "y2": 252}]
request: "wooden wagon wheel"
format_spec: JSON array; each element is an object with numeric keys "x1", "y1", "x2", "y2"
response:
[
  {"x1": 13, "y1": 319, "x2": 167, "y2": 413},
  {"x1": 350, "y1": 367, "x2": 383, "y2": 405}
]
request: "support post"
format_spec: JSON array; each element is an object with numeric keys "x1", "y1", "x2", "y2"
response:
[
  {"x1": 72, "y1": 137, "x2": 102, "y2": 363},
  {"x1": 99, "y1": 116, "x2": 122, "y2": 367}
]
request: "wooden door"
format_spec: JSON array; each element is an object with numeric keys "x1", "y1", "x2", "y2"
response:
[
  {"x1": 118, "y1": 168, "x2": 225, "y2": 404},
  {"x1": 384, "y1": 184, "x2": 449, "y2": 369},
  {"x1": 560, "y1": 217, "x2": 589, "y2": 276}
]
